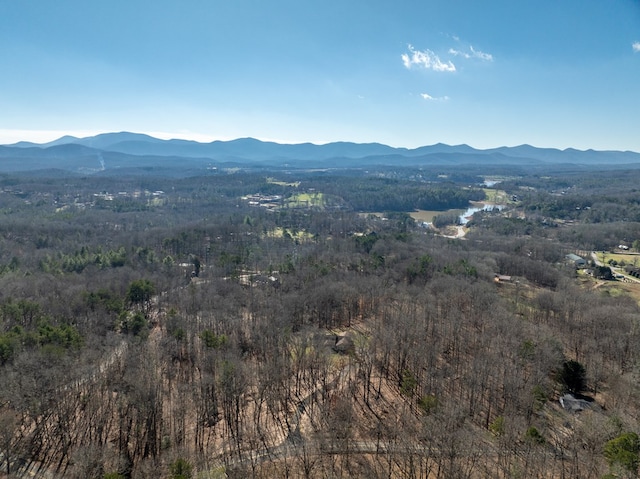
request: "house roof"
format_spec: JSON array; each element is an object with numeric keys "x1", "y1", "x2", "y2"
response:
[{"x1": 494, "y1": 274, "x2": 512, "y2": 282}]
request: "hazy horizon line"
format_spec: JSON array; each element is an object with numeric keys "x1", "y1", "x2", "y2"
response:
[{"x1": 1, "y1": 128, "x2": 638, "y2": 154}]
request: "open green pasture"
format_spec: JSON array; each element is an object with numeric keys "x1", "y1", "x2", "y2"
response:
[{"x1": 286, "y1": 192, "x2": 326, "y2": 208}]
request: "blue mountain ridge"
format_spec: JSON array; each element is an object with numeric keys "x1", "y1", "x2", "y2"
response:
[{"x1": 1, "y1": 132, "x2": 639, "y2": 172}]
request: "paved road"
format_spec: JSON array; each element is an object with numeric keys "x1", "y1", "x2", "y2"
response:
[{"x1": 590, "y1": 251, "x2": 640, "y2": 283}]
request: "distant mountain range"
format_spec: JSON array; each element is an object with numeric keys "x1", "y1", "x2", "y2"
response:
[{"x1": 1, "y1": 132, "x2": 639, "y2": 174}]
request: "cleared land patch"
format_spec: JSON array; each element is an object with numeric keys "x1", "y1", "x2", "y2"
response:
[
  {"x1": 266, "y1": 226, "x2": 314, "y2": 241},
  {"x1": 286, "y1": 192, "x2": 327, "y2": 208},
  {"x1": 266, "y1": 177, "x2": 301, "y2": 187}
]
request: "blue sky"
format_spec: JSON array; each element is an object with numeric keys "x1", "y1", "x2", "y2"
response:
[{"x1": 1, "y1": 0, "x2": 639, "y2": 150}]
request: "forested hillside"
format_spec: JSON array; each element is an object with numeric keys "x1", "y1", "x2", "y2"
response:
[{"x1": 1, "y1": 167, "x2": 640, "y2": 478}]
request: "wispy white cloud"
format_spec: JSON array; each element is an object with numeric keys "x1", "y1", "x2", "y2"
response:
[
  {"x1": 449, "y1": 45, "x2": 493, "y2": 61},
  {"x1": 633, "y1": 42, "x2": 640, "y2": 53},
  {"x1": 448, "y1": 48, "x2": 470, "y2": 59},
  {"x1": 402, "y1": 45, "x2": 456, "y2": 72},
  {"x1": 471, "y1": 46, "x2": 493, "y2": 61},
  {"x1": 420, "y1": 93, "x2": 449, "y2": 102}
]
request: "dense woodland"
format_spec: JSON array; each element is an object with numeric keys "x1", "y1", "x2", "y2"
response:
[{"x1": 1, "y1": 165, "x2": 640, "y2": 478}]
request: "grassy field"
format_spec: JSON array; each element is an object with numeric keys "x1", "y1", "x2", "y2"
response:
[
  {"x1": 592, "y1": 277, "x2": 640, "y2": 303},
  {"x1": 596, "y1": 251, "x2": 640, "y2": 266},
  {"x1": 483, "y1": 188, "x2": 513, "y2": 204},
  {"x1": 609, "y1": 281, "x2": 640, "y2": 303},
  {"x1": 148, "y1": 197, "x2": 165, "y2": 207},
  {"x1": 286, "y1": 192, "x2": 326, "y2": 208},
  {"x1": 409, "y1": 209, "x2": 463, "y2": 223},
  {"x1": 266, "y1": 226, "x2": 314, "y2": 241}
]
